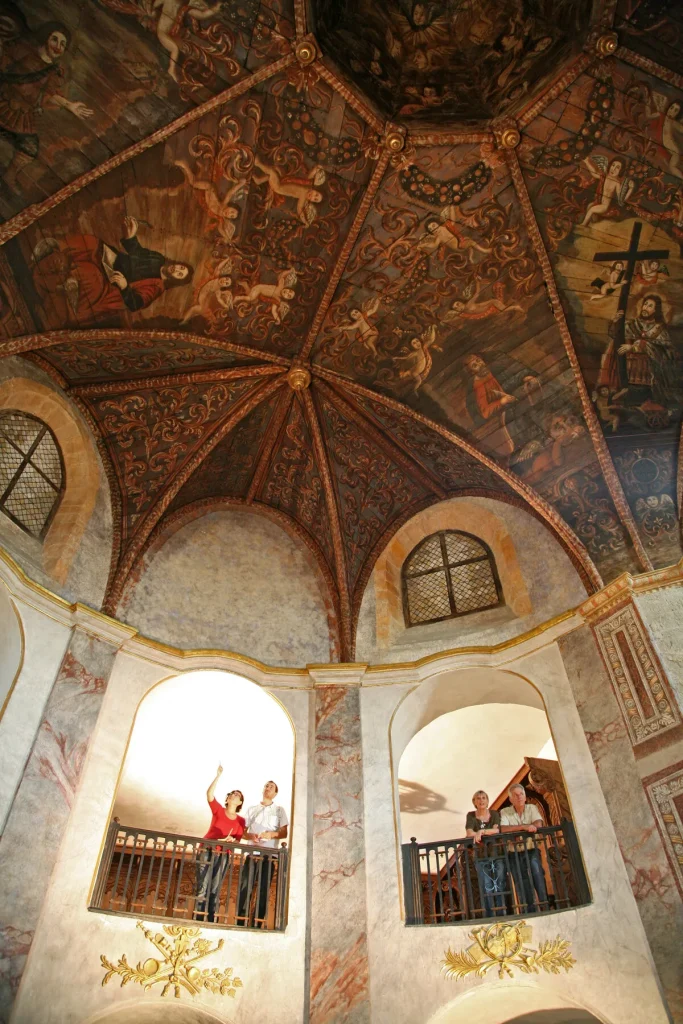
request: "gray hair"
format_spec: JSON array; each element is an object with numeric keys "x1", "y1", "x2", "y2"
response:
[
  {"x1": 508, "y1": 783, "x2": 526, "y2": 797},
  {"x1": 472, "y1": 789, "x2": 488, "y2": 805}
]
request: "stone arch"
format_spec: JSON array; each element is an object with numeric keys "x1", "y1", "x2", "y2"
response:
[
  {"x1": 83, "y1": 1000, "x2": 232, "y2": 1023},
  {"x1": 0, "y1": 377, "x2": 100, "y2": 583},
  {"x1": 424, "y1": 982, "x2": 610, "y2": 1023}
]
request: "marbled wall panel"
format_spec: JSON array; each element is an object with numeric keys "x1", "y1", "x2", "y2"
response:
[
  {"x1": 310, "y1": 685, "x2": 370, "y2": 1024},
  {"x1": 0, "y1": 629, "x2": 117, "y2": 1024},
  {"x1": 119, "y1": 510, "x2": 333, "y2": 667},
  {"x1": 644, "y1": 759, "x2": 683, "y2": 902},
  {"x1": 592, "y1": 602, "x2": 682, "y2": 750},
  {"x1": 636, "y1": 585, "x2": 683, "y2": 715},
  {"x1": 558, "y1": 625, "x2": 683, "y2": 1021}
]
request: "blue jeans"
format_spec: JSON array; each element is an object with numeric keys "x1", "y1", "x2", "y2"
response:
[
  {"x1": 474, "y1": 856, "x2": 508, "y2": 917},
  {"x1": 510, "y1": 848, "x2": 548, "y2": 913},
  {"x1": 195, "y1": 848, "x2": 230, "y2": 923}
]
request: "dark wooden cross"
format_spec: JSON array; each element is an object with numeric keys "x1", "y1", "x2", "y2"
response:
[{"x1": 592, "y1": 221, "x2": 669, "y2": 389}]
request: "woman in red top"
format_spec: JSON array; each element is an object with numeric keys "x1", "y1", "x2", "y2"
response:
[{"x1": 195, "y1": 764, "x2": 245, "y2": 923}]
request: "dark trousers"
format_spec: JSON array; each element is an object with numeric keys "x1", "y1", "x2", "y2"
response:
[
  {"x1": 237, "y1": 853, "x2": 274, "y2": 927},
  {"x1": 195, "y1": 848, "x2": 230, "y2": 923},
  {"x1": 510, "y1": 847, "x2": 548, "y2": 913},
  {"x1": 474, "y1": 856, "x2": 508, "y2": 917}
]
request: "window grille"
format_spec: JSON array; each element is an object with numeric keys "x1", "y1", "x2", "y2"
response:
[
  {"x1": 0, "y1": 412, "x2": 64, "y2": 538},
  {"x1": 402, "y1": 530, "x2": 502, "y2": 627}
]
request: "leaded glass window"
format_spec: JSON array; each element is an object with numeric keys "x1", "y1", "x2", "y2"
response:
[
  {"x1": 0, "y1": 412, "x2": 64, "y2": 538},
  {"x1": 402, "y1": 530, "x2": 502, "y2": 627}
]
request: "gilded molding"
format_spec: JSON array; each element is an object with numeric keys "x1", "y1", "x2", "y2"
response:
[
  {"x1": 246, "y1": 388, "x2": 295, "y2": 503},
  {"x1": 442, "y1": 922, "x2": 576, "y2": 981},
  {"x1": 579, "y1": 559, "x2": 683, "y2": 624},
  {"x1": 616, "y1": 46, "x2": 683, "y2": 91},
  {"x1": 101, "y1": 922, "x2": 243, "y2": 1000},
  {"x1": 71, "y1": 363, "x2": 283, "y2": 398},
  {"x1": 518, "y1": 52, "x2": 592, "y2": 129},
  {"x1": 642, "y1": 760, "x2": 683, "y2": 901},
  {"x1": 505, "y1": 147, "x2": 653, "y2": 573},
  {"x1": 0, "y1": 55, "x2": 296, "y2": 246},
  {"x1": 314, "y1": 59, "x2": 385, "y2": 132}
]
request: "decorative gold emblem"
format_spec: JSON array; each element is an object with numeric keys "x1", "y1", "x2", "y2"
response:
[
  {"x1": 294, "y1": 37, "x2": 318, "y2": 66},
  {"x1": 595, "y1": 32, "x2": 618, "y2": 56},
  {"x1": 100, "y1": 921, "x2": 243, "y2": 999},
  {"x1": 498, "y1": 127, "x2": 520, "y2": 149},
  {"x1": 384, "y1": 129, "x2": 406, "y2": 153},
  {"x1": 287, "y1": 365, "x2": 311, "y2": 390},
  {"x1": 441, "y1": 921, "x2": 576, "y2": 981}
]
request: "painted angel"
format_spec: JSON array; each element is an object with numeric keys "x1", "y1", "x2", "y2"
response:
[
  {"x1": 442, "y1": 280, "x2": 521, "y2": 321},
  {"x1": 581, "y1": 156, "x2": 635, "y2": 227},
  {"x1": 393, "y1": 324, "x2": 442, "y2": 392},
  {"x1": 174, "y1": 158, "x2": 245, "y2": 242},
  {"x1": 417, "y1": 206, "x2": 490, "y2": 259},
  {"x1": 335, "y1": 297, "x2": 381, "y2": 355},
  {"x1": 253, "y1": 156, "x2": 326, "y2": 226},
  {"x1": 99, "y1": 0, "x2": 221, "y2": 82},
  {"x1": 641, "y1": 91, "x2": 683, "y2": 180},
  {"x1": 180, "y1": 257, "x2": 233, "y2": 324},
  {"x1": 235, "y1": 267, "x2": 297, "y2": 324},
  {"x1": 590, "y1": 260, "x2": 627, "y2": 301}
]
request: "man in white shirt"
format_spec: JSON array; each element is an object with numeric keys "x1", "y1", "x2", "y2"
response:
[
  {"x1": 499, "y1": 783, "x2": 548, "y2": 913},
  {"x1": 237, "y1": 781, "x2": 289, "y2": 927}
]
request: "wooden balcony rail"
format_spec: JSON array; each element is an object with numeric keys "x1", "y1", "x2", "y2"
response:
[
  {"x1": 402, "y1": 819, "x2": 590, "y2": 926},
  {"x1": 89, "y1": 823, "x2": 289, "y2": 931}
]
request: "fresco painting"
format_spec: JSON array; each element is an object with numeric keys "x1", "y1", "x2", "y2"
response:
[
  {"x1": 521, "y1": 58, "x2": 683, "y2": 566},
  {"x1": 3, "y1": 71, "x2": 374, "y2": 359},
  {"x1": 312, "y1": 0, "x2": 592, "y2": 123},
  {"x1": 314, "y1": 139, "x2": 639, "y2": 579},
  {"x1": 0, "y1": 0, "x2": 295, "y2": 215}
]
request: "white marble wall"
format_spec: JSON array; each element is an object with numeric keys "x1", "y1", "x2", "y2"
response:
[
  {"x1": 11, "y1": 647, "x2": 312, "y2": 1024},
  {"x1": 360, "y1": 642, "x2": 670, "y2": 1024}
]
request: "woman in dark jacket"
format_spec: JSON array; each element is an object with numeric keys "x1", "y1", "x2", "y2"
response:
[{"x1": 465, "y1": 790, "x2": 507, "y2": 918}]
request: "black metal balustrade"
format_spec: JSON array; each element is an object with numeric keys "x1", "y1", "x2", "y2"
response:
[
  {"x1": 89, "y1": 823, "x2": 289, "y2": 930},
  {"x1": 402, "y1": 820, "x2": 590, "y2": 926}
]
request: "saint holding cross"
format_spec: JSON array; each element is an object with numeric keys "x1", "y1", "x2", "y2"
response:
[{"x1": 593, "y1": 222, "x2": 679, "y2": 417}]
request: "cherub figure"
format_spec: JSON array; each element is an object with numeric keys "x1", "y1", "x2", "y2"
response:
[
  {"x1": 393, "y1": 324, "x2": 442, "y2": 392},
  {"x1": 335, "y1": 297, "x2": 381, "y2": 355},
  {"x1": 180, "y1": 257, "x2": 233, "y2": 324},
  {"x1": 101, "y1": 0, "x2": 222, "y2": 82},
  {"x1": 642, "y1": 93, "x2": 683, "y2": 180},
  {"x1": 581, "y1": 157, "x2": 635, "y2": 227},
  {"x1": 253, "y1": 156, "x2": 326, "y2": 226},
  {"x1": 592, "y1": 384, "x2": 622, "y2": 432},
  {"x1": 174, "y1": 158, "x2": 246, "y2": 242},
  {"x1": 442, "y1": 280, "x2": 521, "y2": 321},
  {"x1": 234, "y1": 267, "x2": 297, "y2": 324},
  {"x1": 417, "y1": 206, "x2": 490, "y2": 259},
  {"x1": 590, "y1": 260, "x2": 626, "y2": 301}
]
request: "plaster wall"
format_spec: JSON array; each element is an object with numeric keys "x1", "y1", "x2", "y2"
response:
[
  {"x1": 360, "y1": 647, "x2": 670, "y2": 1024},
  {"x1": 119, "y1": 510, "x2": 333, "y2": 667},
  {"x1": 0, "y1": 594, "x2": 70, "y2": 833},
  {"x1": 11, "y1": 649, "x2": 312, "y2": 1024},
  {"x1": 355, "y1": 497, "x2": 588, "y2": 664},
  {"x1": 0, "y1": 358, "x2": 113, "y2": 609},
  {"x1": 635, "y1": 584, "x2": 683, "y2": 711},
  {"x1": 0, "y1": 582, "x2": 21, "y2": 717}
]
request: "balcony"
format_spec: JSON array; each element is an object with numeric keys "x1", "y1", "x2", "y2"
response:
[
  {"x1": 402, "y1": 820, "x2": 590, "y2": 925},
  {"x1": 89, "y1": 823, "x2": 289, "y2": 931}
]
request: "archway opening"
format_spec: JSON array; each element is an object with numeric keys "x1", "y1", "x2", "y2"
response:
[
  {"x1": 391, "y1": 668, "x2": 588, "y2": 926},
  {"x1": 93, "y1": 670, "x2": 294, "y2": 931}
]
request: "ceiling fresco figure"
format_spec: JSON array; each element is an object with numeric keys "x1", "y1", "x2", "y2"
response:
[
  {"x1": 0, "y1": 17, "x2": 93, "y2": 193},
  {"x1": 521, "y1": 56, "x2": 683, "y2": 567}
]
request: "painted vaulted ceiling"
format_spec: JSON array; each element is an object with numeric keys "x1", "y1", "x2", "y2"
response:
[{"x1": 0, "y1": 0, "x2": 681, "y2": 659}]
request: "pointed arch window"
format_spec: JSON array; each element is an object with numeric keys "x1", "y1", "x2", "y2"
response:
[
  {"x1": 0, "y1": 411, "x2": 64, "y2": 538},
  {"x1": 402, "y1": 530, "x2": 502, "y2": 627}
]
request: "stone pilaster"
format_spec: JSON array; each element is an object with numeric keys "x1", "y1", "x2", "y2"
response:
[
  {"x1": 308, "y1": 671, "x2": 370, "y2": 1024},
  {"x1": 558, "y1": 622, "x2": 683, "y2": 1022},
  {"x1": 0, "y1": 623, "x2": 125, "y2": 1023}
]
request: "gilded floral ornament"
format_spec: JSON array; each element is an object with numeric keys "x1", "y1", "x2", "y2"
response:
[
  {"x1": 100, "y1": 921, "x2": 243, "y2": 999},
  {"x1": 294, "y1": 36, "x2": 319, "y2": 66},
  {"x1": 595, "y1": 32, "x2": 618, "y2": 56},
  {"x1": 441, "y1": 921, "x2": 576, "y2": 982}
]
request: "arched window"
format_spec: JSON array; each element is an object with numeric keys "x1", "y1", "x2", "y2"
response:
[
  {"x1": 0, "y1": 411, "x2": 64, "y2": 539},
  {"x1": 402, "y1": 530, "x2": 502, "y2": 627}
]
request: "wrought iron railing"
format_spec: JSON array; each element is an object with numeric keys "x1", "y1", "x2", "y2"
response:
[
  {"x1": 89, "y1": 823, "x2": 289, "y2": 931},
  {"x1": 402, "y1": 820, "x2": 590, "y2": 926}
]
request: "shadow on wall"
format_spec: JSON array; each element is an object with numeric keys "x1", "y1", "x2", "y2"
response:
[
  {"x1": 506, "y1": 1014, "x2": 603, "y2": 1023},
  {"x1": 398, "y1": 778, "x2": 456, "y2": 816}
]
